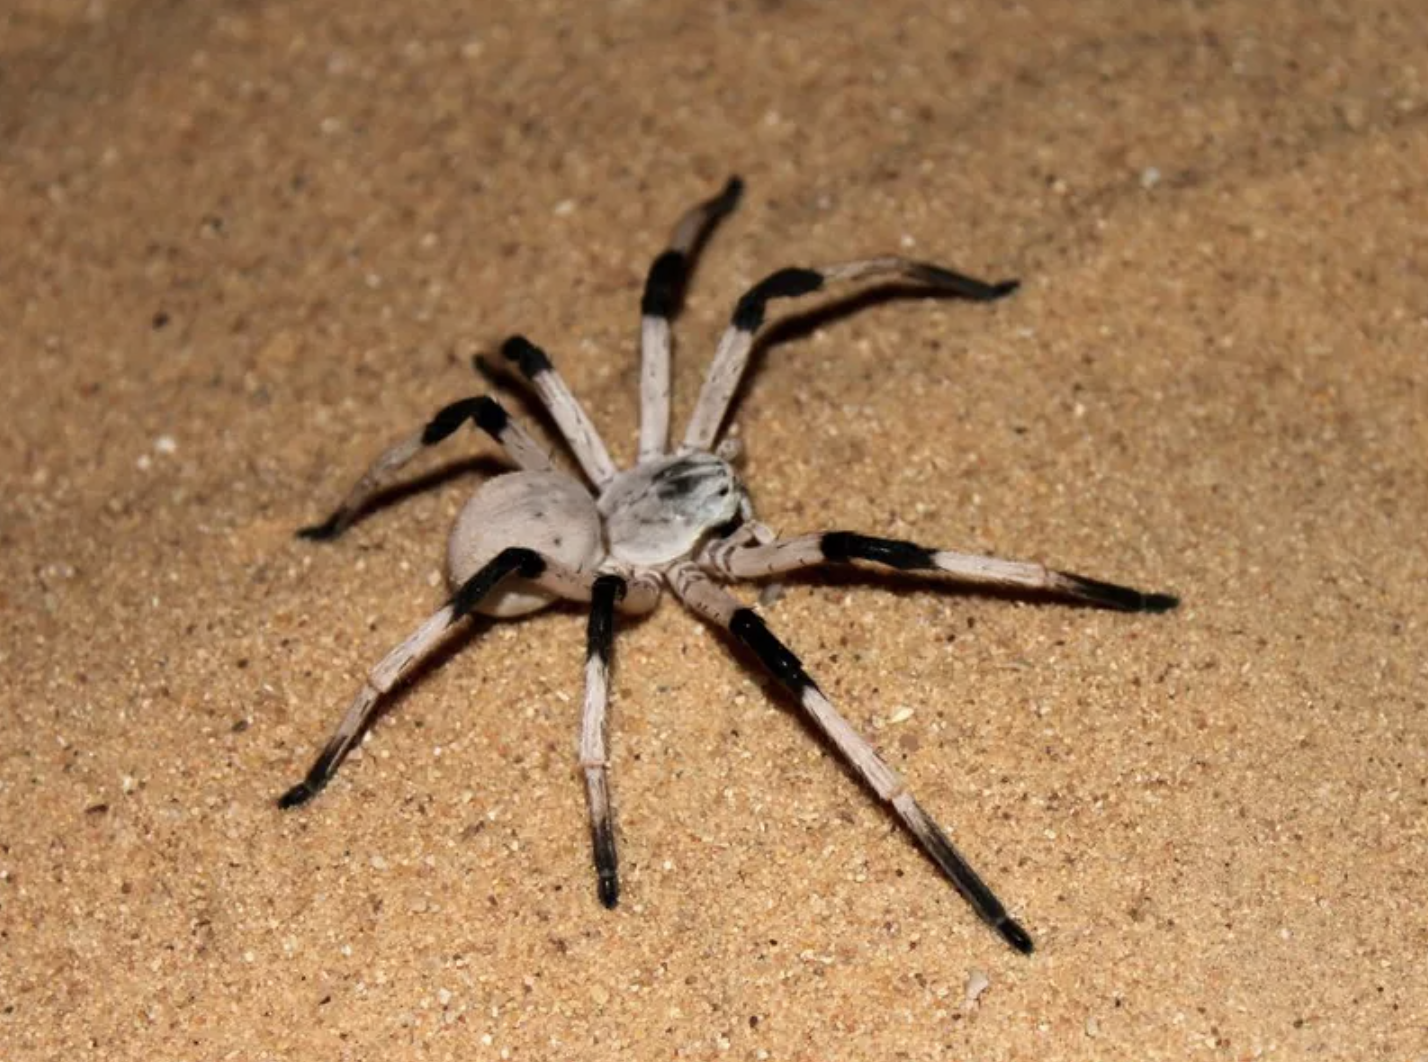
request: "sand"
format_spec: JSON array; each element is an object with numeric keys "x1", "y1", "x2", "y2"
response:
[{"x1": 2, "y1": 1, "x2": 1425, "y2": 1058}]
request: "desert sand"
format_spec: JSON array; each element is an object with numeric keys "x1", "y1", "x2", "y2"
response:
[{"x1": 2, "y1": 1, "x2": 1425, "y2": 1058}]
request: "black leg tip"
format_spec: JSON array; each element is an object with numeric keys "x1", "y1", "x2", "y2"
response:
[
  {"x1": 999, "y1": 917, "x2": 1035, "y2": 955},
  {"x1": 296, "y1": 515, "x2": 345, "y2": 541},
  {"x1": 1059, "y1": 573, "x2": 1180, "y2": 613},
  {"x1": 277, "y1": 781, "x2": 319, "y2": 809},
  {"x1": 1139, "y1": 592, "x2": 1180, "y2": 614},
  {"x1": 597, "y1": 873, "x2": 620, "y2": 909},
  {"x1": 715, "y1": 176, "x2": 745, "y2": 214},
  {"x1": 910, "y1": 263, "x2": 1020, "y2": 301}
]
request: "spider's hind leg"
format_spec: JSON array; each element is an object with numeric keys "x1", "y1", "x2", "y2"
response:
[
  {"x1": 707, "y1": 530, "x2": 1179, "y2": 613},
  {"x1": 297, "y1": 395, "x2": 553, "y2": 541}
]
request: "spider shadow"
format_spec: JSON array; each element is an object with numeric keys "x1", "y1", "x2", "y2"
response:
[
  {"x1": 730, "y1": 283, "x2": 1002, "y2": 430},
  {"x1": 762, "y1": 564, "x2": 1117, "y2": 611},
  {"x1": 321, "y1": 454, "x2": 512, "y2": 534}
]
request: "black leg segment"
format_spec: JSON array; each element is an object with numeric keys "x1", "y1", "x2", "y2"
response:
[{"x1": 641, "y1": 175, "x2": 744, "y2": 320}]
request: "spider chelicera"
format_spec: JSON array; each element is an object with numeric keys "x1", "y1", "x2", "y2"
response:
[{"x1": 279, "y1": 177, "x2": 1177, "y2": 954}]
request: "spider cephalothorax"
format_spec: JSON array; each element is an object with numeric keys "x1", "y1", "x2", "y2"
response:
[{"x1": 281, "y1": 178, "x2": 1177, "y2": 954}]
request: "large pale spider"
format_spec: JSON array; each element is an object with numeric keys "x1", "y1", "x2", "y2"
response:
[{"x1": 279, "y1": 177, "x2": 1176, "y2": 954}]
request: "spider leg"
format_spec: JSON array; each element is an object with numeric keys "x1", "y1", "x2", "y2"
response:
[
  {"x1": 581, "y1": 573, "x2": 626, "y2": 907},
  {"x1": 578, "y1": 568, "x2": 660, "y2": 906},
  {"x1": 298, "y1": 395, "x2": 553, "y2": 541},
  {"x1": 706, "y1": 531, "x2": 1179, "y2": 613},
  {"x1": 501, "y1": 336, "x2": 618, "y2": 488},
  {"x1": 670, "y1": 563, "x2": 1033, "y2": 955},
  {"x1": 639, "y1": 177, "x2": 744, "y2": 462},
  {"x1": 681, "y1": 256, "x2": 1018, "y2": 452},
  {"x1": 277, "y1": 547, "x2": 595, "y2": 809}
]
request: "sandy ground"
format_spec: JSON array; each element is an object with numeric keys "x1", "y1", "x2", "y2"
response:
[{"x1": 3, "y1": 1, "x2": 1426, "y2": 1059}]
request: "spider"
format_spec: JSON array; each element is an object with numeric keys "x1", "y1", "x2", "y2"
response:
[{"x1": 279, "y1": 177, "x2": 1177, "y2": 955}]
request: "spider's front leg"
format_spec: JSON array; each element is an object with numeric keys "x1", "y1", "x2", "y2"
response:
[
  {"x1": 682, "y1": 255, "x2": 1019, "y2": 452},
  {"x1": 670, "y1": 563, "x2": 1034, "y2": 955},
  {"x1": 638, "y1": 176, "x2": 744, "y2": 462},
  {"x1": 276, "y1": 547, "x2": 595, "y2": 808},
  {"x1": 706, "y1": 530, "x2": 1179, "y2": 613}
]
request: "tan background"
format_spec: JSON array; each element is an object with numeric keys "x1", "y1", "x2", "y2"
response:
[{"x1": 3, "y1": 1, "x2": 1426, "y2": 1058}]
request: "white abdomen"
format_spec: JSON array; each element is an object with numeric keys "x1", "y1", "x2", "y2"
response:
[{"x1": 447, "y1": 471, "x2": 603, "y2": 617}]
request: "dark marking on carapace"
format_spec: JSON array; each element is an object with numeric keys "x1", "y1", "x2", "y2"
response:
[{"x1": 652, "y1": 457, "x2": 717, "y2": 501}]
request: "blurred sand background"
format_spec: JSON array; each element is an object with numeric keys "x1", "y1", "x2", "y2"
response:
[{"x1": 2, "y1": 1, "x2": 1426, "y2": 1058}]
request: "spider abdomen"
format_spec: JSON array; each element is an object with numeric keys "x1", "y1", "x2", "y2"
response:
[{"x1": 448, "y1": 471, "x2": 602, "y2": 616}]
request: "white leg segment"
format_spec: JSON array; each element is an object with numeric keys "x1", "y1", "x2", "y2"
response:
[{"x1": 502, "y1": 336, "x2": 618, "y2": 488}]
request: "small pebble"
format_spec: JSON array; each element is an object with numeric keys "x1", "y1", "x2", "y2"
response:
[{"x1": 964, "y1": 968, "x2": 991, "y2": 1008}]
